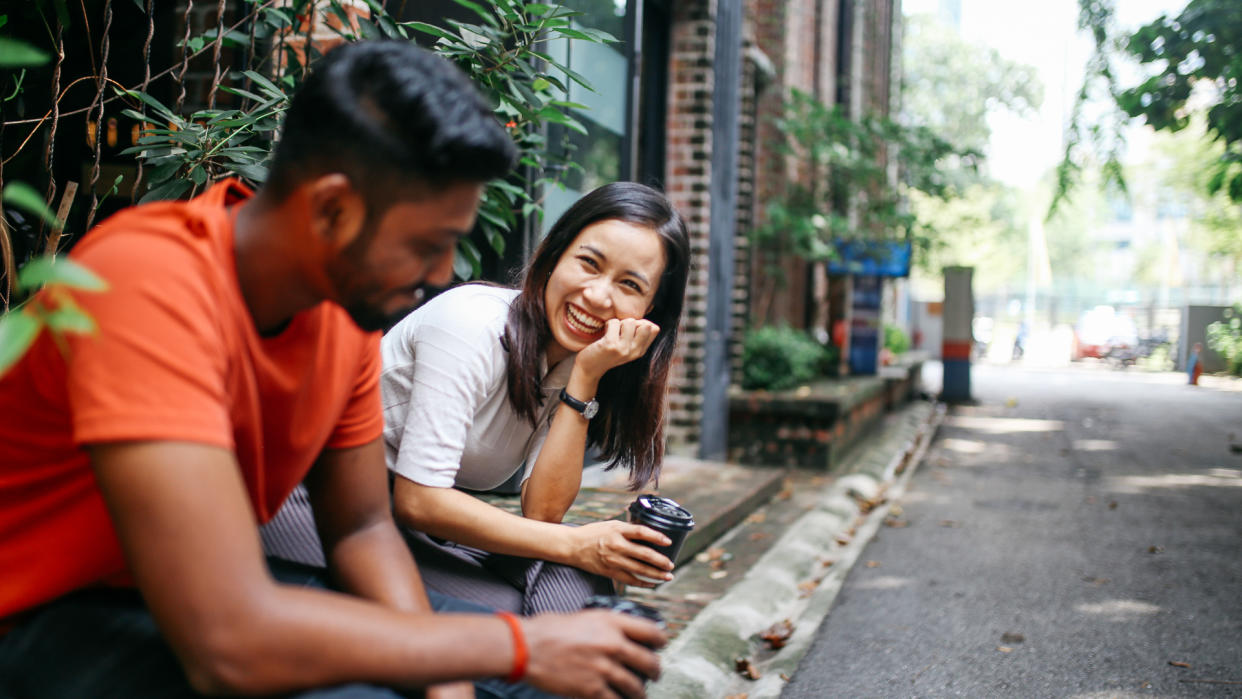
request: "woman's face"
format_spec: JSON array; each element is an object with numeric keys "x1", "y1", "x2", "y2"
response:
[{"x1": 543, "y1": 218, "x2": 667, "y2": 361}]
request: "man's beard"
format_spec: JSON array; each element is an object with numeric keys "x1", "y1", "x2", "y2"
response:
[{"x1": 341, "y1": 288, "x2": 424, "y2": 333}]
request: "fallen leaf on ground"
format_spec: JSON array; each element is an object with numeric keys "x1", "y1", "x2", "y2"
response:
[
  {"x1": 1082, "y1": 576, "x2": 1110, "y2": 585},
  {"x1": 735, "y1": 657, "x2": 761, "y2": 680},
  {"x1": 889, "y1": 504, "x2": 904, "y2": 516},
  {"x1": 1109, "y1": 501, "x2": 1118, "y2": 510},
  {"x1": 797, "y1": 579, "x2": 821, "y2": 597},
  {"x1": 745, "y1": 512, "x2": 767, "y2": 524},
  {"x1": 1000, "y1": 632, "x2": 1025, "y2": 644},
  {"x1": 834, "y1": 533, "x2": 853, "y2": 546},
  {"x1": 940, "y1": 520, "x2": 961, "y2": 528},
  {"x1": 884, "y1": 517, "x2": 910, "y2": 528},
  {"x1": 759, "y1": 619, "x2": 795, "y2": 649},
  {"x1": 1140, "y1": 682, "x2": 1151, "y2": 689},
  {"x1": 780, "y1": 673, "x2": 791, "y2": 682},
  {"x1": 724, "y1": 694, "x2": 749, "y2": 699},
  {"x1": 1005, "y1": 397, "x2": 1018, "y2": 408},
  {"x1": 749, "y1": 532, "x2": 771, "y2": 541},
  {"x1": 865, "y1": 560, "x2": 881, "y2": 568},
  {"x1": 696, "y1": 547, "x2": 726, "y2": 564},
  {"x1": 1149, "y1": 545, "x2": 1165, "y2": 554},
  {"x1": 820, "y1": 558, "x2": 836, "y2": 567},
  {"x1": 709, "y1": 570, "x2": 729, "y2": 580},
  {"x1": 997, "y1": 646, "x2": 1013, "y2": 653},
  {"x1": 1169, "y1": 661, "x2": 1191, "y2": 669}
]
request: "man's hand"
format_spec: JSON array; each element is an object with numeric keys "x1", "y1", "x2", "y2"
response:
[
  {"x1": 573, "y1": 318, "x2": 660, "y2": 381},
  {"x1": 564, "y1": 521, "x2": 674, "y2": 587},
  {"x1": 523, "y1": 611, "x2": 666, "y2": 699}
]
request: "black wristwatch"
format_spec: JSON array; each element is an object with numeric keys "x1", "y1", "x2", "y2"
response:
[{"x1": 559, "y1": 388, "x2": 599, "y2": 419}]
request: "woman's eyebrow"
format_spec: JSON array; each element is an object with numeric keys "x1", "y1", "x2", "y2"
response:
[{"x1": 579, "y1": 244, "x2": 651, "y2": 285}]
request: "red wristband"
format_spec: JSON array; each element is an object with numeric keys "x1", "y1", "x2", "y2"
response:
[{"x1": 497, "y1": 611, "x2": 528, "y2": 684}]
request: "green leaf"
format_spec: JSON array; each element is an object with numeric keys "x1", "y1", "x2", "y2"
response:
[
  {"x1": 140, "y1": 179, "x2": 192, "y2": 203},
  {"x1": 449, "y1": 0, "x2": 500, "y2": 28},
  {"x1": 0, "y1": 38, "x2": 51, "y2": 67},
  {"x1": 531, "y1": 78, "x2": 551, "y2": 92},
  {"x1": 0, "y1": 312, "x2": 41, "y2": 377},
  {"x1": 2, "y1": 182, "x2": 61, "y2": 228},
  {"x1": 406, "y1": 21, "x2": 457, "y2": 42},
  {"x1": 44, "y1": 307, "x2": 97, "y2": 334},
  {"x1": 241, "y1": 70, "x2": 285, "y2": 99},
  {"x1": 16, "y1": 257, "x2": 108, "y2": 292},
  {"x1": 229, "y1": 163, "x2": 268, "y2": 182}
]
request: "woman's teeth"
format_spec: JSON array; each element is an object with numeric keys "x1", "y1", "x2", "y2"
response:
[{"x1": 567, "y1": 305, "x2": 603, "y2": 334}]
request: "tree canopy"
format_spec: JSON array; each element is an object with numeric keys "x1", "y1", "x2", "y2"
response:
[{"x1": 1054, "y1": 0, "x2": 1242, "y2": 213}]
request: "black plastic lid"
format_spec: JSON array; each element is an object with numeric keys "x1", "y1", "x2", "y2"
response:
[{"x1": 628, "y1": 495, "x2": 695, "y2": 530}]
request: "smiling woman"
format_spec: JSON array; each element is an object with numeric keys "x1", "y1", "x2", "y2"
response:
[{"x1": 263, "y1": 182, "x2": 691, "y2": 615}]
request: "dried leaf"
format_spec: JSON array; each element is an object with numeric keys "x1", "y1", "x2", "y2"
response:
[
  {"x1": 1169, "y1": 661, "x2": 1191, "y2": 669},
  {"x1": 759, "y1": 619, "x2": 795, "y2": 650},
  {"x1": 1108, "y1": 501, "x2": 1118, "y2": 510},
  {"x1": 724, "y1": 694, "x2": 749, "y2": 699},
  {"x1": 939, "y1": 520, "x2": 961, "y2": 528},
  {"x1": 884, "y1": 517, "x2": 910, "y2": 528},
  {"x1": 834, "y1": 533, "x2": 852, "y2": 546},
  {"x1": 709, "y1": 570, "x2": 729, "y2": 580},
  {"x1": 1148, "y1": 545, "x2": 1165, "y2": 554},
  {"x1": 997, "y1": 646, "x2": 1013, "y2": 653},
  {"x1": 734, "y1": 657, "x2": 761, "y2": 680},
  {"x1": 797, "y1": 579, "x2": 821, "y2": 597},
  {"x1": 865, "y1": 560, "x2": 881, "y2": 568},
  {"x1": 820, "y1": 558, "x2": 836, "y2": 567},
  {"x1": 1000, "y1": 632, "x2": 1025, "y2": 644},
  {"x1": 779, "y1": 673, "x2": 791, "y2": 682},
  {"x1": 744, "y1": 512, "x2": 767, "y2": 524},
  {"x1": 889, "y1": 504, "x2": 904, "y2": 517},
  {"x1": 748, "y1": 532, "x2": 771, "y2": 541}
]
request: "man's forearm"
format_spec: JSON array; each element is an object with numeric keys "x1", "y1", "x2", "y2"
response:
[{"x1": 324, "y1": 517, "x2": 431, "y2": 612}]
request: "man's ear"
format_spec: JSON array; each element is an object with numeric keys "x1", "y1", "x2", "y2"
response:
[{"x1": 306, "y1": 173, "x2": 366, "y2": 252}]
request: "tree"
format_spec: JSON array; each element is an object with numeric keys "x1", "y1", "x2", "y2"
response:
[
  {"x1": 901, "y1": 14, "x2": 1043, "y2": 159},
  {"x1": 899, "y1": 12, "x2": 1043, "y2": 280},
  {"x1": 1054, "y1": 0, "x2": 1242, "y2": 213}
]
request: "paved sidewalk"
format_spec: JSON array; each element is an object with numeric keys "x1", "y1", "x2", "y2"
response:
[{"x1": 645, "y1": 400, "x2": 943, "y2": 698}]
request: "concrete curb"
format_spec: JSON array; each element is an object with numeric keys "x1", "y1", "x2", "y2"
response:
[{"x1": 649, "y1": 401, "x2": 945, "y2": 698}]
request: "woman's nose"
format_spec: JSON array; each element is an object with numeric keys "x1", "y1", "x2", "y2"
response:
[{"x1": 581, "y1": 278, "x2": 612, "y2": 309}]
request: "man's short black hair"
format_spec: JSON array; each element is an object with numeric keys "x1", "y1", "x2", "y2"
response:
[{"x1": 266, "y1": 41, "x2": 517, "y2": 201}]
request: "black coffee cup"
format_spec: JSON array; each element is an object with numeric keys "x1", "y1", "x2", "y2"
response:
[{"x1": 628, "y1": 494, "x2": 695, "y2": 565}]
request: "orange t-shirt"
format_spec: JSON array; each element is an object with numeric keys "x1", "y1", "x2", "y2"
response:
[{"x1": 0, "y1": 180, "x2": 383, "y2": 623}]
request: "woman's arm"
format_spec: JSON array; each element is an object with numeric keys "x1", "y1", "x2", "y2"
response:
[
  {"x1": 520, "y1": 317, "x2": 660, "y2": 522},
  {"x1": 394, "y1": 476, "x2": 674, "y2": 586}
]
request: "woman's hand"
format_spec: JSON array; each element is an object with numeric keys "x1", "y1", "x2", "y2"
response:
[
  {"x1": 574, "y1": 318, "x2": 660, "y2": 381},
  {"x1": 564, "y1": 520, "x2": 675, "y2": 587}
]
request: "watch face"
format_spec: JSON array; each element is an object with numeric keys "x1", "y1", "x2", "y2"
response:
[{"x1": 583, "y1": 400, "x2": 600, "y2": 419}]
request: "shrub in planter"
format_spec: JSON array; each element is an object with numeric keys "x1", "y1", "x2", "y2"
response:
[
  {"x1": 741, "y1": 325, "x2": 831, "y2": 391},
  {"x1": 884, "y1": 324, "x2": 911, "y2": 355}
]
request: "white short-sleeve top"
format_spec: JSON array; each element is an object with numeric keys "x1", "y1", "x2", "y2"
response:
[{"x1": 380, "y1": 284, "x2": 572, "y2": 491}]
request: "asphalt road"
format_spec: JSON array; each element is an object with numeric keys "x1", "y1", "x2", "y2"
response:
[{"x1": 782, "y1": 363, "x2": 1242, "y2": 698}]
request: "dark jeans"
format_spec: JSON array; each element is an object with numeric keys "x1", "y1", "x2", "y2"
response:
[{"x1": 0, "y1": 559, "x2": 554, "y2": 699}]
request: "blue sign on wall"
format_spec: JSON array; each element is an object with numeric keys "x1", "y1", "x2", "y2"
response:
[{"x1": 827, "y1": 240, "x2": 912, "y2": 278}]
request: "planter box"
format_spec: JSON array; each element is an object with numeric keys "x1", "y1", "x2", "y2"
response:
[{"x1": 729, "y1": 352, "x2": 927, "y2": 469}]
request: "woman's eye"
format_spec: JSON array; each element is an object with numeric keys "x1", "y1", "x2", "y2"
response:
[
  {"x1": 578, "y1": 256, "x2": 600, "y2": 269},
  {"x1": 622, "y1": 280, "x2": 642, "y2": 292}
]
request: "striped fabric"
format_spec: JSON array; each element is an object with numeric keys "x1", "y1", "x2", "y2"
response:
[
  {"x1": 260, "y1": 487, "x2": 613, "y2": 614},
  {"x1": 260, "y1": 485, "x2": 326, "y2": 568}
]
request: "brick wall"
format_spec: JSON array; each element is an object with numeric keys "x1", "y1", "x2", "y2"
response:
[
  {"x1": 658, "y1": 0, "x2": 899, "y2": 457},
  {"x1": 664, "y1": 0, "x2": 716, "y2": 454}
]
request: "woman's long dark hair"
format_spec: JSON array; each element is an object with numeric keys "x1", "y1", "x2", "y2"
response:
[{"x1": 504, "y1": 182, "x2": 689, "y2": 489}]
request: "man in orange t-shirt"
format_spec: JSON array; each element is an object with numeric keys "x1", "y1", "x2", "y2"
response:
[{"x1": 0, "y1": 42, "x2": 664, "y2": 699}]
